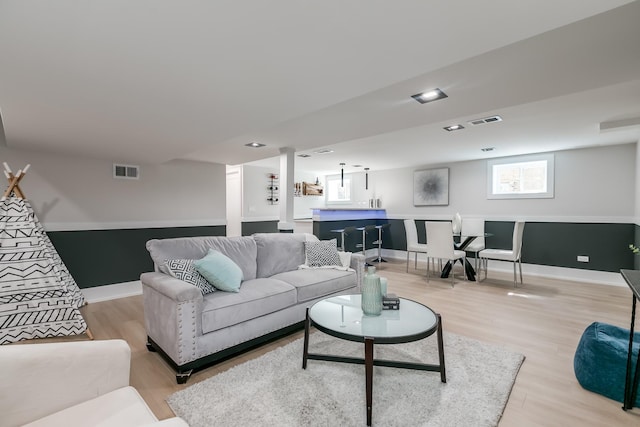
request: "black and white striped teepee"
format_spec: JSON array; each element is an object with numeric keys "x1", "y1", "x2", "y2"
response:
[{"x1": 0, "y1": 163, "x2": 89, "y2": 344}]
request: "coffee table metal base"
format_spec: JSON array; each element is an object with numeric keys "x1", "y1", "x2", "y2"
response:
[{"x1": 302, "y1": 308, "x2": 446, "y2": 426}]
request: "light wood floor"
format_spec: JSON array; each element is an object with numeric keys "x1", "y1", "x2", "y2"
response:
[{"x1": 74, "y1": 260, "x2": 640, "y2": 426}]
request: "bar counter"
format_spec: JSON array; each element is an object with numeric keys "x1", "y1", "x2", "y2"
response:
[
  {"x1": 312, "y1": 208, "x2": 388, "y2": 253},
  {"x1": 312, "y1": 208, "x2": 386, "y2": 221}
]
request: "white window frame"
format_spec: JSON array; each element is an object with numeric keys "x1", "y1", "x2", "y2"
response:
[
  {"x1": 487, "y1": 153, "x2": 555, "y2": 199},
  {"x1": 325, "y1": 174, "x2": 352, "y2": 204}
]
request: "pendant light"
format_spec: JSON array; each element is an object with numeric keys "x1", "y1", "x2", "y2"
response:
[
  {"x1": 340, "y1": 163, "x2": 345, "y2": 187},
  {"x1": 364, "y1": 167, "x2": 369, "y2": 190}
]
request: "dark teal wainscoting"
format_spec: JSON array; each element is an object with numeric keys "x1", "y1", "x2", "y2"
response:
[
  {"x1": 47, "y1": 225, "x2": 226, "y2": 288},
  {"x1": 317, "y1": 219, "x2": 635, "y2": 273},
  {"x1": 241, "y1": 221, "x2": 279, "y2": 235},
  {"x1": 484, "y1": 221, "x2": 634, "y2": 272}
]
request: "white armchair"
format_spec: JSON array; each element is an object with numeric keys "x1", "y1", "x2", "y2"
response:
[{"x1": 0, "y1": 339, "x2": 188, "y2": 427}]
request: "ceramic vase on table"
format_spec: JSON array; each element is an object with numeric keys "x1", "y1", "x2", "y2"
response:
[{"x1": 361, "y1": 266, "x2": 383, "y2": 316}]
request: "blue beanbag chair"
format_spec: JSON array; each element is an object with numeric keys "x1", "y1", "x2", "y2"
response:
[{"x1": 574, "y1": 322, "x2": 640, "y2": 406}]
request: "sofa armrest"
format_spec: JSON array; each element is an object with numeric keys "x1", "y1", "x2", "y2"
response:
[
  {"x1": 140, "y1": 272, "x2": 202, "y2": 302},
  {"x1": 141, "y1": 272, "x2": 204, "y2": 367},
  {"x1": 349, "y1": 252, "x2": 365, "y2": 290},
  {"x1": 0, "y1": 339, "x2": 131, "y2": 427}
]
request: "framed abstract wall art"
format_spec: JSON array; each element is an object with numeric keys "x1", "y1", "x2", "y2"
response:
[{"x1": 413, "y1": 167, "x2": 449, "y2": 206}]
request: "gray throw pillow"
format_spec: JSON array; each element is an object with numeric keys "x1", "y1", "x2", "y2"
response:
[
  {"x1": 305, "y1": 239, "x2": 342, "y2": 267},
  {"x1": 164, "y1": 258, "x2": 216, "y2": 295}
]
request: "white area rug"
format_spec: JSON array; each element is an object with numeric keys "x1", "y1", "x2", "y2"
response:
[{"x1": 167, "y1": 331, "x2": 524, "y2": 426}]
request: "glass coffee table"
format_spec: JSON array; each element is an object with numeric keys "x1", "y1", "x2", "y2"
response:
[{"x1": 302, "y1": 294, "x2": 446, "y2": 426}]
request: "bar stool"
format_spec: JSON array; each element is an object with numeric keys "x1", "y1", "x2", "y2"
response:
[
  {"x1": 331, "y1": 228, "x2": 346, "y2": 251},
  {"x1": 356, "y1": 225, "x2": 378, "y2": 264},
  {"x1": 372, "y1": 223, "x2": 390, "y2": 263},
  {"x1": 331, "y1": 226, "x2": 357, "y2": 251}
]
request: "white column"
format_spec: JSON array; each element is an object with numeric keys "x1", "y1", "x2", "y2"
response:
[{"x1": 278, "y1": 147, "x2": 295, "y2": 232}]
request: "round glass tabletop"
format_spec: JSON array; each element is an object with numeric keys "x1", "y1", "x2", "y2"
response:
[{"x1": 308, "y1": 294, "x2": 438, "y2": 344}]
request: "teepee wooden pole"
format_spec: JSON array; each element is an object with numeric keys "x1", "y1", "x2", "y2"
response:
[{"x1": 2, "y1": 163, "x2": 29, "y2": 200}]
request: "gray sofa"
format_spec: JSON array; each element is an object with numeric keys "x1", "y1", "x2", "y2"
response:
[{"x1": 141, "y1": 232, "x2": 364, "y2": 383}]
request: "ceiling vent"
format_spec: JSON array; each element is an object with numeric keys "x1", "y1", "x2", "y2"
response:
[
  {"x1": 113, "y1": 164, "x2": 140, "y2": 180},
  {"x1": 468, "y1": 115, "x2": 503, "y2": 126}
]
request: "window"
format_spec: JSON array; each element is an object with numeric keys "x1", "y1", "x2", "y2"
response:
[
  {"x1": 487, "y1": 153, "x2": 554, "y2": 199},
  {"x1": 326, "y1": 175, "x2": 352, "y2": 203}
]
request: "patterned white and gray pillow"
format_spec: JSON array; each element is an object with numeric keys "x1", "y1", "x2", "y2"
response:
[
  {"x1": 304, "y1": 239, "x2": 342, "y2": 267},
  {"x1": 164, "y1": 258, "x2": 216, "y2": 295}
]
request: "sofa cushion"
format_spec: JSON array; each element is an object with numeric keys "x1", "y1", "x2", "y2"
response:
[
  {"x1": 201, "y1": 278, "x2": 297, "y2": 333},
  {"x1": 194, "y1": 249, "x2": 243, "y2": 293},
  {"x1": 24, "y1": 386, "x2": 158, "y2": 427},
  {"x1": 164, "y1": 259, "x2": 216, "y2": 295},
  {"x1": 253, "y1": 233, "x2": 307, "y2": 278},
  {"x1": 271, "y1": 269, "x2": 357, "y2": 302},
  {"x1": 147, "y1": 236, "x2": 257, "y2": 280},
  {"x1": 304, "y1": 239, "x2": 342, "y2": 267}
]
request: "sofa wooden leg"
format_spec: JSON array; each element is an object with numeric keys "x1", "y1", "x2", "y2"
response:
[
  {"x1": 176, "y1": 369, "x2": 193, "y2": 384},
  {"x1": 146, "y1": 338, "x2": 157, "y2": 352}
]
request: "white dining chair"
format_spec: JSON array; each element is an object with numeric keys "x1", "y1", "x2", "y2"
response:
[
  {"x1": 460, "y1": 218, "x2": 485, "y2": 273},
  {"x1": 478, "y1": 221, "x2": 526, "y2": 287},
  {"x1": 404, "y1": 219, "x2": 428, "y2": 273},
  {"x1": 425, "y1": 221, "x2": 466, "y2": 287}
]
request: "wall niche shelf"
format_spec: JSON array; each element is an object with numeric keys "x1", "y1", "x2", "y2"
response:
[{"x1": 302, "y1": 182, "x2": 323, "y2": 196}]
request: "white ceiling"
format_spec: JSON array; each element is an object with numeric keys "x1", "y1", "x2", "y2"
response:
[{"x1": 1, "y1": 1, "x2": 639, "y2": 176}]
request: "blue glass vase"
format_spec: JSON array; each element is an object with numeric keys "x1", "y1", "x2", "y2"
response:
[{"x1": 361, "y1": 266, "x2": 383, "y2": 316}]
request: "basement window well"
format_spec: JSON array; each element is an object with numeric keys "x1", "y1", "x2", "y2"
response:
[
  {"x1": 487, "y1": 153, "x2": 554, "y2": 199},
  {"x1": 326, "y1": 175, "x2": 352, "y2": 204}
]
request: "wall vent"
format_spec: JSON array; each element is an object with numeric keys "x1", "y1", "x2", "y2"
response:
[
  {"x1": 468, "y1": 115, "x2": 503, "y2": 126},
  {"x1": 113, "y1": 164, "x2": 140, "y2": 180}
]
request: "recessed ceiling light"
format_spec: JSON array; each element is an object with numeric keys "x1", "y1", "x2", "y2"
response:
[
  {"x1": 481, "y1": 147, "x2": 495, "y2": 152},
  {"x1": 443, "y1": 124, "x2": 464, "y2": 132},
  {"x1": 297, "y1": 154, "x2": 311, "y2": 158},
  {"x1": 352, "y1": 165, "x2": 363, "y2": 168},
  {"x1": 411, "y1": 88, "x2": 448, "y2": 104},
  {"x1": 314, "y1": 149, "x2": 334, "y2": 154},
  {"x1": 245, "y1": 142, "x2": 265, "y2": 148}
]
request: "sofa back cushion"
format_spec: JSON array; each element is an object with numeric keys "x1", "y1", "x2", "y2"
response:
[
  {"x1": 146, "y1": 236, "x2": 257, "y2": 280},
  {"x1": 253, "y1": 233, "x2": 307, "y2": 278}
]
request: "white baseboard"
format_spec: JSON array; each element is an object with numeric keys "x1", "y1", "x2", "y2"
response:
[
  {"x1": 81, "y1": 280, "x2": 142, "y2": 303},
  {"x1": 377, "y1": 249, "x2": 626, "y2": 287}
]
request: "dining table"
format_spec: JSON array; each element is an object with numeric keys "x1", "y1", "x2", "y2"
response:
[{"x1": 440, "y1": 233, "x2": 491, "y2": 282}]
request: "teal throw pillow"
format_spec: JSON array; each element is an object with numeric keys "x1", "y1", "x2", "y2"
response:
[{"x1": 194, "y1": 249, "x2": 243, "y2": 293}]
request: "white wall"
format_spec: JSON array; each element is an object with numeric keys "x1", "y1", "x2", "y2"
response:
[
  {"x1": 242, "y1": 164, "x2": 325, "y2": 221},
  {"x1": 0, "y1": 146, "x2": 227, "y2": 230},
  {"x1": 226, "y1": 165, "x2": 242, "y2": 236},
  {"x1": 294, "y1": 171, "x2": 325, "y2": 219},
  {"x1": 241, "y1": 165, "x2": 280, "y2": 220},
  {"x1": 369, "y1": 144, "x2": 636, "y2": 222}
]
